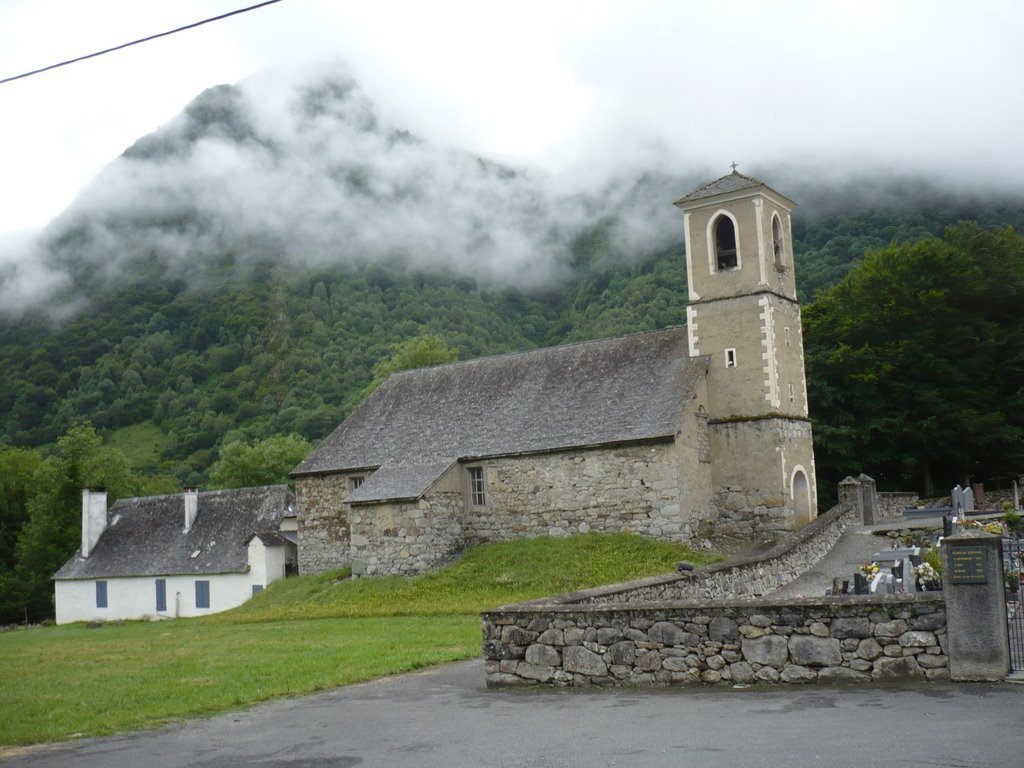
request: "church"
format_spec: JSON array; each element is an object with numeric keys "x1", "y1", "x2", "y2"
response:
[{"x1": 291, "y1": 171, "x2": 817, "y2": 576}]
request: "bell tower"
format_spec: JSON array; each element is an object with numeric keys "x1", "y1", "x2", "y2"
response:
[{"x1": 675, "y1": 170, "x2": 817, "y2": 533}]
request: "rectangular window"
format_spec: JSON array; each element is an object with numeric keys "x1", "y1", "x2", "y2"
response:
[
  {"x1": 725, "y1": 348, "x2": 737, "y2": 368},
  {"x1": 469, "y1": 467, "x2": 486, "y2": 506},
  {"x1": 252, "y1": 584, "x2": 264, "y2": 595},
  {"x1": 96, "y1": 580, "x2": 108, "y2": 608},
  {"x1": 350, "y1": 476, "x2": 364, "y2": 491},
  {"x1": 195, "y1": 580, "x2": 210, "y2": 609},
  {"x1": 155, "y1": 579, "x2": 167, "y2": 612}
]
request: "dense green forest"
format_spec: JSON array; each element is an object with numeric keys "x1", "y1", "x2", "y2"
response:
[
  {"x1": 1, "y1": 70, "x2": 1022, "y2": 622},
  {"x1": 2, "y1": 200, "x2": 1023, "y2": 623}
]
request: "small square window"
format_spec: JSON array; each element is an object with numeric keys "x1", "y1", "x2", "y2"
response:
[
  {"x1": 195, "y1": 580, "x2": 210, "y2": 609},
  {"x1": 96, "y1": 580, "x2": 108, "y2": 609},
  {"x1": 725, "y1": 349, "x2": 737, "y2": 369},
  {"x1": 468, "y1": 467, "x2": 486, "y2": 506},
  {"x1": 252, "y1": 584, "x2": 264, "y2": 596},
  {"x1": 350, "y1": 476, "x2": 364, "y2": 491}
]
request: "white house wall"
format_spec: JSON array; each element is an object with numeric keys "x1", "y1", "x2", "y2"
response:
[
  {"x1": 247, "y1": 539, "x2": 288, "y2": 585},
  {"x1": 55, "y1": 572, "x2": 260, "y2": 624}
]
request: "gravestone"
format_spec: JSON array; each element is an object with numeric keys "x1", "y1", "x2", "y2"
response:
[
  {"x1": 1013, "y1": 480, "x2": 1019, "y2": 511},
  {"x1": 972, "y1": 483, "x2": 985, "y2": 511},
  {"x1": 951, "y1": 485, "x2": 964, "y2": 517},
  {"x1": 853, "y1": 573, "x2": 868, "y2": 595},
  {"x1": 941, "y1": 532, "x2": 1010, "y2": 680},
  {"x1": 963, "y1": 486, "x2": 975, "y2": 513}
]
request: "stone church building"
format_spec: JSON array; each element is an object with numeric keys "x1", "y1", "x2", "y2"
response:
[{"x1": 291, "y1": 172, "x2": 817, "y2": 576}]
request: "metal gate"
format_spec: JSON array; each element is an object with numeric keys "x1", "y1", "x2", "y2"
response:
[{"x1": 1004, "y1": 535, "x2": 1024, "y2": 671}]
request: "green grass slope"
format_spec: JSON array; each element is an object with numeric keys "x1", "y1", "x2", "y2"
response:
[{"x1": 0, "y1": 534, "x2": 721, "y2": 747}]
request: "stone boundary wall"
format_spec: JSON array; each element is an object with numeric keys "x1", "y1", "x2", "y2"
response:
[
  {"x1": 877, "y1": 492, "x2": 919, "y2": 521},
  {"x1": 515, "y1": 501, "x2": 857, "y2": 606},
  {"x1": 482, "y1": 595, "x2": 948, "y2": 687}
]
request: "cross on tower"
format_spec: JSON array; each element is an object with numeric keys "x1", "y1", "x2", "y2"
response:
[{"x1": 730, "y1": 161, "x2": 739, "y2": 172}]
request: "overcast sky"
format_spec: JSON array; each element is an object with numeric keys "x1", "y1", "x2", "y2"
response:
[{"x1": 0, "y1": 0, "x2": 1021, "y2": 239}]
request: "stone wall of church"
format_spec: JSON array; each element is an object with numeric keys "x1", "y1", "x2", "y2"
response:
[
  {"x1": 295, "y1": 473, "x2": 355, "y2": 574},
  {"x1": 460, "y1": 438, "x2": 714, "y2": 547},
  {"x1": 705, "y1": 417, "x2": 816, "y2": 539},
  {"x1": 348, "y1": 491, "x2": 466, "y2": 577}
]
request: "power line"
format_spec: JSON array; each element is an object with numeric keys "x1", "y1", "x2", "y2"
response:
[{"x1": 0, "y1": 0, "x2": 287, "y2": 87}]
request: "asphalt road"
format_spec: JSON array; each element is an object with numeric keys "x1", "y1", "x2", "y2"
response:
[{"x1": 3, "y1": 659, "x2": 1020, "y2": 768}]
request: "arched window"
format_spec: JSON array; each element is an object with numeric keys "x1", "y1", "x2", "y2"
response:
[
  {"x1": 772, "y1": 213, "x2": 786, "y2": 269},
  {"x1": 713, "y1": 215, "x2": 738, "y2": 271}
]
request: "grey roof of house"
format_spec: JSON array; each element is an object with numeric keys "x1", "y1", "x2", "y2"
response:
[
  {"x1": 292, "y1": 327, "x2": 709, "y2": 504},
  {"x1": 53, "y1": 485, "x2": 295, "y2": 580},
  {"x1": 674, "y1": 171, "x2": 794, "y2": 207},
  {"x1": 246, "y1": 531, "x2": 290, "y2": 547}
]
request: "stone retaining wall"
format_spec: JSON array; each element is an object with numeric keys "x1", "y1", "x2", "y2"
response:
[
  {"x1": 520, "y1": 500, "x2": 857, "y2": 606},
  {"x1": 482, "y1": 595, "x2": 948, "y2": 687},
  {"x1": 877, "y1": 492, "x2": 919, "y2": 520}
]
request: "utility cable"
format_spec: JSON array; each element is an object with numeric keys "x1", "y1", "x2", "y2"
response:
[{"x1": 0, "y1": 0, "x2": 286, "y2": 86}]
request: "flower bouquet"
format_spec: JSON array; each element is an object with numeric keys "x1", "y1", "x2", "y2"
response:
[{"x1": 915, "y1": 562, "x2": 940, "y2": 590}]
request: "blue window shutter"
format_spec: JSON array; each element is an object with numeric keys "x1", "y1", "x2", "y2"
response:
[
  {"x1": 155, "y1": 579, "x2": 167, "y2": 612},
  {"x1": 96, "y1": 581, "x2": 107, "y2": 608},
  {"x1": 195, "y1": 580, "x2": 210, "y2": 609},
  {"x1": 252, "y1": 584, "x2": 264, "y2": 595}
]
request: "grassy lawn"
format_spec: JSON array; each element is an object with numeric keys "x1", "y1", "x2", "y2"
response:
[{"x1": 0, "y1": 534, "x2": 721, "y2": 747}]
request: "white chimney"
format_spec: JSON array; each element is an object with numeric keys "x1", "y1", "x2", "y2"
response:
[
  {"x1": 81, "y1": 488, "x2": 108, "y2": 558},
  {"x1": 184, "y1": 488, "x2": 199, "y2": 531}
]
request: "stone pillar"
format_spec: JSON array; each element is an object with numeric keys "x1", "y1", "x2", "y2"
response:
[
  {"x1": 837, "y1": 476, "x2": 863, "y2": 522},
  {"x1": 941, "y1": 532, "x2": 1009, "y2": 681},
  {"x1": 857, "y1": 473, "x2": 878, "y2": 524}
]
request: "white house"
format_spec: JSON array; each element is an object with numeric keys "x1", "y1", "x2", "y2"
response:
[{"x1": 53, "y1": 485, "x2": 297, "y2": 624}]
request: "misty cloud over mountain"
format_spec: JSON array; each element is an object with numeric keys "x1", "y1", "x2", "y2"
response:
[
  {"x1": 3, "y1": 57, "x2": 1021, "y2": 322},
  {"x1": 0, "y1": 63, "x2": 699, "y2": 319}
]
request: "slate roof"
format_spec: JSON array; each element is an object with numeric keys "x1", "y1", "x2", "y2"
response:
[
  {"x1": 53, "y1": 485, "x2": 295, "y2": 580},
  {"x1": 674, "y1": 171, "x2": 794, "y2": 207},
  {"x1": 292, "y1": 327, "x2": 709, "y2": 504}
]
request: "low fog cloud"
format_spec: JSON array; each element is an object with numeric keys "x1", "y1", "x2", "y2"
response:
[
  {"x1": 0, "y1": 232, "x2": 71, "y2": 319},
  {"x1": 9, "y1": 63, "x2": 668, "y2": 316}
]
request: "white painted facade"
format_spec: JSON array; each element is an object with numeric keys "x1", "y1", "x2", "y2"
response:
[
  {"x1": 55, "y1": 539, "x2": 285, "y2": 624},
  {"x1": 54, "y1": 487, "x2": 295, "y2": 624},
  {"x1": 55, "y1": 571, "x2": 265, "y2": 624}
]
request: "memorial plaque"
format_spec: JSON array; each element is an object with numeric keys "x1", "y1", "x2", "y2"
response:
[{"x1": 950, "y1": 546, "x2": 988, "y2": 585}]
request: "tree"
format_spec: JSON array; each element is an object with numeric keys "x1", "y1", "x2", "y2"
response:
[
  {"x1": 208, "y1": 434, "x2": 312, "y2": 489},
  {"x1": 0, "y1": 446, "x2": 43, "y2": 571},
  {"x1": 7, "y1": 422, "x2": 139, "y2": 623},
  {"x1": 804, "y1": 224, "x2": 1024, "y2": 496},
  {"x1": 366, "y1": 333, "x2": 459, "y2": 393}
]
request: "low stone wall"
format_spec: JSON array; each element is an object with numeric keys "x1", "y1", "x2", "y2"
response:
[
  {"x1": 482, "y1": 595, "x2": 948, "y2": 687},
  {"x1": 877, "y1": 492, "x2": 919, "y2": 520},
  {"x1": 521, "y1": 501, "x2": 857, "y2": 605}
]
